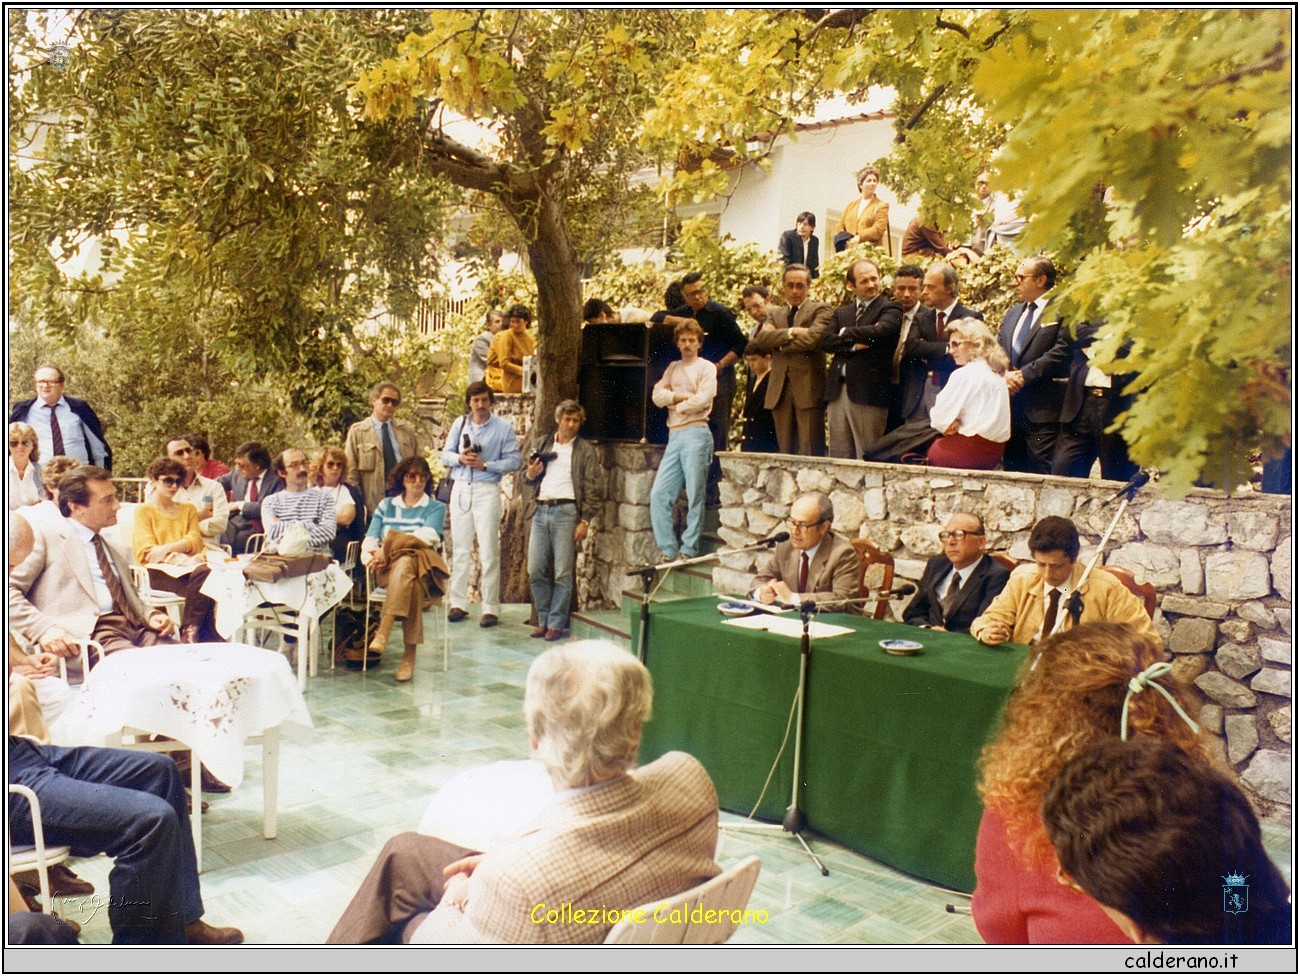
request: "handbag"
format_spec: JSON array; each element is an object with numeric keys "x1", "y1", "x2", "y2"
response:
[
  {"x1": 434, "y1": 416, "x2": 466, "y2": 504},
  {"x1": 242, "y1": 552, "x2": 331, "y2": 583}
]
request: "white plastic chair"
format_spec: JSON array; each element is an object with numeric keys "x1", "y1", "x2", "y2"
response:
[
  {"x1": 603, "y1": 856, "x2": 762, "y2": 944},
  {"x1": 130, "y1": 564, "x2": 186, "y2": 628},
  {"x1": 362, "y1": 557, "x2": 449, "y2": 673},
  {"x1": 244, "y1": 533, "x2": 265, "y2": 555},
  {"x1": 8, "y1": 785, "x2": 71, "y2": 918}
]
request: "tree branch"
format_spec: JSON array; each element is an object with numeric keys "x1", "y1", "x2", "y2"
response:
[
  {"x1": 419, "y1": 117, "x2": 510, "y2": 193},
  {"x1": 800, "y1": 8, "x2": 876, "y2": 46},
  {"x1": 934, "y1": 17, "x2": 970, "y2": 39},
  {"x1": 1190, "y1": 43, "x2": 1289, "y2": 91},
  {"x1": 895, "y1": 83, "x2": 949, "y2": 142}
]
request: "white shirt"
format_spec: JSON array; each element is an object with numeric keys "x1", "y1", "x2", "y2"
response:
[
  {"x1": 69, "y1": 519, "x2": 117, "y2": 615},
  {"x1": 8, "y1": 458, "x2": 43, "y2": 509},
  {"x1": 23, "y1": 396, "x2": 108, "y2": 466},
  {"x1": 537, "y1": 438, "x2": 576, "y2": 502},
  {"x1": 1011, "y1": 297, "x2": 1045, "y2": 353},
  {"x1": 930, "y1": 359, "x2": 1012, "y2": 442}
]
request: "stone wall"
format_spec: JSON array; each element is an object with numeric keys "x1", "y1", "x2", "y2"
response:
[{"x1": 710, "y1": 452, "x2": 1293, "y2": 825}]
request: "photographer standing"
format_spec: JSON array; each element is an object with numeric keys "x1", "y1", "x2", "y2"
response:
[
  {"x1": 522, "y1": 400, "x2": 604, "y2": 641},
  {"x1": 440, "y1": 381, "x2": 521, "y2": 628}
]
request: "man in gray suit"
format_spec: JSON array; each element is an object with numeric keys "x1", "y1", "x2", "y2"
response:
[
  {"x1": 749, "y1": 492, "x2": 859, "y2": 611},
  {"x1": 9, "y1": 466, "x2": 175, "y2": 659},
  {"x1": 751, "y1": 264, "x2": 834, "y2": 456}
]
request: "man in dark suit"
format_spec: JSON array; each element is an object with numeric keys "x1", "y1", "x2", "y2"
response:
[
  {"x1": 892, "y1": 261, "x2": 985, "y2": 428},
  {"x1": 902, "y1": 512, "x2": 1010, "y2": 635},
  {"x1": 10, "y1": 364, "x2": 112, "y2": 469},
  {"x1": 1051, "y1": 322, "x2": 1139, "y2": 482},
  {"x1": 997, "y1": 256, "x2": 1073, "y2": 473},
  {"x1": 777, "y1": 212, "x2": 820, "y2": 279},
  {"x1": 821, "y1": 258, "x2": 903, "y2": 458},
  {"x1": 218, "y1": 441, "x2": 285, "y2": 553}
]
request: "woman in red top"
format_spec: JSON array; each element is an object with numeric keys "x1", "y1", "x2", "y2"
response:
[{"x1": 972, "y1": 623, "x2": 1213, "y2": 944}]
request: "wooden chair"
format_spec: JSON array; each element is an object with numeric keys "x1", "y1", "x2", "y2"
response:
[
  {"x1": 988, "y1": 551, "x2": 1018, "y2": 573},
  {"x1": 8, "y1": 785, "x2": 71, "y2": 918},
  {"x1": 850, "y1": 539, "x2": 895, "y2": 620},
  {"x1": 1097, "y1": 565, "x2": 1157, "y2": 619},
  {"x1": 604, "y1": 856, "x2": 762, "y2": 944}
]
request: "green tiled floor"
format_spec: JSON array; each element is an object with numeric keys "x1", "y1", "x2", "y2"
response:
[{"x1": 46, "y1": 603, "x2": 1293, "y2": 945}]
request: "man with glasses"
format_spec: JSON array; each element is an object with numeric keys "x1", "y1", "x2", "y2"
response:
[
  {"x1": 151, "y1": 435, "x2": 229, "y2": 551},
  {"x1": 262, "y1": 448, "x2": 336, "y2": 554},
  {"x1": 749, "y1": 492, "x2": 859, "y2": 611},
  {"x1": 902, "y1": 513, "x2": 1010, "y2": 635},
  {"x1": 9, "y1": 364, "x2": 112, "y2": 469},
  {"x1": 346, "y1": 381, "x2": 421, "y2": 516}
]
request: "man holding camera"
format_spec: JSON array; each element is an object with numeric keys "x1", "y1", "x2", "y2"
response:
[
  {"x1": 522, "y1": 400, "x2": 604, "y2": 641},
  {"x1": 440, "y1": 381, "x2": 521, "y2": 628}
]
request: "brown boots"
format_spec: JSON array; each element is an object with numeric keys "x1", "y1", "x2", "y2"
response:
[
  {"x1": 368, "y1": 615, "x2": 396, "y2": 654},
  {"x1": 395, "y1": 644, "x2": 417, "y2": 682}
]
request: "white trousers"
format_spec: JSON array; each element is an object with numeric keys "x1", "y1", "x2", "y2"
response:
[{"x1": 449, "y1": 480, "x2": 503, "y2": 615}]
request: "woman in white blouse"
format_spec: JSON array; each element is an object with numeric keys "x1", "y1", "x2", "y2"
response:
[
  {"x1": 927, "y1": 318, "x2": 1012, "y2": 470},
  {"x1": 9, "y1": 422, "x2": 44, "y2": 510}
]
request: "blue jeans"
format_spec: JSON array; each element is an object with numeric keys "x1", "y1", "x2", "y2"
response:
[
  {"x1": 650, "y1": 425, "x2": 714, "y2": 559},
  {"x1": 529, "y1": 502, "x2": 579, "y2": 632}
]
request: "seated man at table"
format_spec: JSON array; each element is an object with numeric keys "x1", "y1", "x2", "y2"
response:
[
  {"x1": 261, "y1": 448, "x2": 336, "y2": 554},
  {"x1": 327, "y1": 640, "x2": 721, "y2": 944},
  {"x1": 750, "y1": 491, "x2": 859, "y2": 612},
  {"x1": 970, "y1": 515, "x2": 1158, "y2": 646},
  {"x1": 902, "y1": 512, "x2": 1010, "y2": 635},
  {"x1": 9, "y1": 466, "x2": 177, "y2": 660},
  {"x1": 218, "y1": 441, "x2": 283, "y2": 553}
]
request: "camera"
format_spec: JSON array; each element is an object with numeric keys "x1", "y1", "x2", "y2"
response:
[
  {"x1": 462, "y1": 433, "x2": 483, "y2": 454},
  {"x1": 530, "y1": 451, "x2": 558, "y2": 464}
]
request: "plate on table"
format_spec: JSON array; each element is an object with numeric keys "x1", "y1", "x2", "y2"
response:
[
  {"x1": 880, "y1": 639, "x2": 923, "y2": 656},
  {"x1": 717, "y1": 602, "x2": 756, "y2": 617}
]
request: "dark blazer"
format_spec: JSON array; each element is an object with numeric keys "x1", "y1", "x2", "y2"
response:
[
  {"x1": 217, "y1": 469, "x2": 285, "y2": 522},
  {"x1": 902, "y1": 553, "x2": 1011, "y2": 635},
  {"x1": 821, "y1": 294, "x2": 904, "y2": 408},
  {"x1": 741, "y1": 371, "x2": 779, "y2": 452},
  {"x1": 997, "y1": 298, "x2": 1072, "y2": 423},
  {"x1": 897, "y1": 303, "x2": 984, "y2": 420},
  {"x1": 777, "y1": 230, "x2": 820, "y2": 279},
  {"x1": 1059, "y1": 322, "x2": 1136, "y2": 424},
  {"x1": 9, "y1": 395, "x2": 113, "y2": 470}
]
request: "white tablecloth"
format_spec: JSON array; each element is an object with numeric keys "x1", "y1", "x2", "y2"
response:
[
  {"x1": 51, "y1": 643, "x2": 314, "y2": 789},
  {"x1": 199, "y1": 558, "x2": 353, "y2": 640}
]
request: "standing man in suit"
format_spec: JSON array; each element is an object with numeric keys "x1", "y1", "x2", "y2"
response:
[
  {"x1": 327, "y1": 641, "x2": 720, "y2": 944},
  {"x1": 467, "y1": 310, "x2": 503, "y2": 386},
  {"x1": 751, "y1": 264, "x2": 834, "y2": 456},
  {"x1": 740, "y1": 285, "x2": 776, "y2": 338},
  {"x1": 822, "y1": 258, "x2": 903, "y2": 459},
  {"x1": 777, "y1": 212, "x2": 820, "y2": 279},
  {"x1": 9, "y1": 465, "x2": 176, "y2": 657},
  {"x1": 998, "y1": 257, "x2": 1072, "y2": 473},
  {"x1": 9, "y1": 364, "x2": 112, "y2": 469},
  {"x1": 218, "y1": 441, "x2": 285, "y2": 553},
  {"x1": 1051, "y1": 322, "x2": 1139, "y2": 482},
  {"x1": 895, "y1": 261, "x2": 986, "y2": 427},
  {"x1": 345, "y1": 381, "x2": 421, "y2": 516},
  {"x1": 902, "y1": 512, "x2": 1010, "y2": 635},
  {"x1": 749, "y1": 492, "x2": 859, "y2": 611}
]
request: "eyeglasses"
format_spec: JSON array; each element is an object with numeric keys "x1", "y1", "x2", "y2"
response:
[
  {"x1": 789, "y1": 519, "x2": 827, "y2": 531},
  {"x1": 159, "y1": 476, "x2": 184, "y2": 487},
  {"x1": 324, "y1": 461, "x2": 343, "y2": 468},
  {"x1": 1013, "y1": 273, "x2": 1040, "y2": 284},
  {"x1": 10, "y1": 440, "x2": 35, "y2": 448},
  {"x1": 379, "y1": 396, "x2": 400, "y2": 407},
  {"x1": 938, "y1": 530, "x2": 983, "y2": 542},
  {"x1": 947, "y1": 340, "x2": 974, "y2": 350},
  {"x1": 171, "y1": 446, "x2": 196, "y2": 455},
  {"x1": 34, "y1": 379, "x2": 63, "y2": 386}
]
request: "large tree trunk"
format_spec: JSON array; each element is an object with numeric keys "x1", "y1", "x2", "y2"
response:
[{"x1": 525, "y1": 189, "x2": 584, "y2": 433}]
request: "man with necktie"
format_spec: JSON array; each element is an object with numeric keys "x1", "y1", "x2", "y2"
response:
[
  {"x1": 748, "y1": 492, "x2": 859, "y2": 613},
  {"x1": 346, "y1": 381, "x2": 421, "y2": 516},
  {"x1": 902, "y1": 512, "x2": 1010, "y2": 635},
  {"x1": 9, "y1": 364, "x2": 112, "y2": 469},
  {"x1": 997, "y1": 257, "x2": 1073, "y2": 473}
]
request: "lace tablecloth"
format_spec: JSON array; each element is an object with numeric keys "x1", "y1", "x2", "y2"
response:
[
  {"x1": 199, "y1": 558, "x2": 353, "y2": 640},
  {"x1": 51, "y1": 643, "x2": 314, "y2": 789}
]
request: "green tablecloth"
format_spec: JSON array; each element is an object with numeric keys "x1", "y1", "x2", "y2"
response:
[{"x1": 633, "y1": 596, "x2": 1026, "y2": 892}]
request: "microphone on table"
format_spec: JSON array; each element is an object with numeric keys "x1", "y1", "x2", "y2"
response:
[{"x1": 876, "y1": 582, "x2": 917, "y2": 599}]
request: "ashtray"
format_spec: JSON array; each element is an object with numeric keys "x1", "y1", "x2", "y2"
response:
[
  {"x1": 718, "y1": 602, "x2": 755, "y2": 617},
  {"x1": 880, "y1": 639, "x2": 923, "y2": 656}
]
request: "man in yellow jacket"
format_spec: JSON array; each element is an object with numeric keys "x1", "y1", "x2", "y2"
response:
[{"x1": 970, "y1": 516, "x2": 1158, "y2": 646}]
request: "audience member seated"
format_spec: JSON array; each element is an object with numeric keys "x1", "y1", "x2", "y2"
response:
[
  {"x1": 971, "y1": 516, "x2": 1159, "y2": 647},
  {"x1": 19, "y1": 456, "x2": 80, "y2": 535},
  {"x1": 149, "y1": 434, "x2": 230, "y2": 552},
  {"x1": 261, "y1": 448, "x2": 336, "y2": 554},
  {"x1": 902, "y1": 513, "x2": 1010, "y2": 635},
  {"x1": 750, "y1": 491, "x2": 859, "y2": 611},
  {"x1": 311, "y1": 446, "x2": 366, "y2": 565},
  {"x1": 9, "y1": 422, "x2": 44, "y2": 509},
  {"x1": 833, "y1": 165, "x2": 890, "y2": 253},
  {"x1": 468, "y1": 308, "x2": 504, "y2": 385},
  {"x1": 10, "y1": 466, "x2": 177, "y2": 659},
  {"x1": 899, "y1": 218, "x2": 982, "y2": 266},
  {"x1": 133, "y1": 456, "x2": 221, "y2": 644},
  {"x1": 972, "y1": 622, "x2": 1210, "y2": 944},
  {"x1": 740, "y1": 342, "x2": 779, "y2": 453},
  {"x1": 219, "y1": 441, "x2": 284, "y2": 553},
  {"x1": 326, "y1": 641, "x2": 721, "y2": 944},
  {"x1": 926, "y1": 318, "x2": 1011, "y2": 470},
  {"x1": 187, "y1": 431, "x2": 229, "y2": 481},
  {"x1": 361, "y1": 456, "x2": 447, "y2": 681},
  {"x1": 740, "y1": 284, "x2": 775, "y2": 337},
  {"x1": 486, "y1": 304, "x2": 536, "y2": 394},
  {"x1": 778, "y1": 211, "x2": 820, "y2": 278},
  {"x1": 1043, "y1": 738, "x2": 1293, "y2": 945},
  {"x1": 7, "y1": 513, "x2": 74, "y2": 738}
]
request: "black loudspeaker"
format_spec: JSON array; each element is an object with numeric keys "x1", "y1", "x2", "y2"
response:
[{"x1": 578, "y1": 323, "x2": 680, "y2": 444}]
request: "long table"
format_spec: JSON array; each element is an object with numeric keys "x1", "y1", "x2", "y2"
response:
[{"x1": 633, "y1": 596, "x2": 1027, "y2": 892}]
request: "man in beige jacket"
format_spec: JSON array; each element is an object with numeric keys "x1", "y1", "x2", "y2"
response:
[{"x1": 345, "y1": 381, "x2": 420, "y2": 516}]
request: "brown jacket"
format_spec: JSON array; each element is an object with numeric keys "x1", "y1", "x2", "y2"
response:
[
  {"x1": 752, "y1": 531, "x2": 861, "y2": 611},
  {"x1": 344, "y1": 417, "x2": 420, "y2": 517},
  {"x1": 487, "y1": 329, "x2": 535, "y2": 393},
  {"x1": 834, "y1": 196, "x2": 891, "y2": 248},
  {"x1": 752, "y1": 302, "x2": 834, "y2": 410}
]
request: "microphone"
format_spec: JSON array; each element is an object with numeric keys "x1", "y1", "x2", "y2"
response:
[
  {"x1": 1106, "y1": 470, "x2": 1150, "y2": 503},
  {"x1": 759, "y1": 531, "x2": 790, "y2": 547},
  {"x1": 876, "y1": 582, "x2": 916, "y2": 598}
]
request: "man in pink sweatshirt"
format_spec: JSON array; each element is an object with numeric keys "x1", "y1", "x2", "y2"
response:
[{"x1": 649, "y1": 321, "x2": 717, "y2": 560}]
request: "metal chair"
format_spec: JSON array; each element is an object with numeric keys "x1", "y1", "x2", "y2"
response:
[
  {"x1": 328, "y1": 540, "x2": 361, "y2": 670},
  {"x1": 244, "y1": 533, "x2": 265, "y2": 555},
  {"x1": 8, "y1": 785, "x2": 72, "y2": 918},
  {"x1": 604, "y1": 856, "x2": 762, "y2": 944},
  {"x1": 362, "y1": 557, "x2": 449, "y2": 673},
  {"x1": 849, "y1": 538, "x2": 895, "y2": 620}
]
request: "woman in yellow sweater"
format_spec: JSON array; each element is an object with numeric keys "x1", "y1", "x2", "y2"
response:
[
  {"x1": 133, "y1": 456, "x2": 221, "y2": 643},
  {"x1": 485, "y1": 303, "x2": 535, "y2": 393}
]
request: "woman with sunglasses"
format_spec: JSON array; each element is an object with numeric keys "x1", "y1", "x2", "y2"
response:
[
  {"x1": 9, "y1": 422, "x2": 45, "y2": 509},
  {"x1": 925, "y1": 318, "x2": 1012, "y2": 470},
  {"x1": 310, "y1": 446, "x2": 366, "y2": 565},
  {"x1": 132, "y1": 456, "x2": 221, "y2": 643}
]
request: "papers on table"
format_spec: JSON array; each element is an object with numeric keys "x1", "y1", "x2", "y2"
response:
[{"x1": 723, "y1": 614, "x2": 855, "y2": 640}]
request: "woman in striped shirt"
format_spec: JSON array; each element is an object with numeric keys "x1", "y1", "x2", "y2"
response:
[{"x1": 361, "y1": 456, "x2": 448, "y2": 681}]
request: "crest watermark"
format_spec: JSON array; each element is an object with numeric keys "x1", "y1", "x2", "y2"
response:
[{"x1": 1222, "y1": 872, "x2": 1249, "y2": 915}]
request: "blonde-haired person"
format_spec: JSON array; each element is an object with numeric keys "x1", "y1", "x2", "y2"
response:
[
  {"x1": 972, "y1": 622, "x2": 1215, "y2": 944},
  {"x1": 9, "y1": 422, "x2": 44, "y2": 509},
  {"x1": 926, "y1": 318, "x2": 1012, "y2": 469},
  {"x1": 310, "y1": 446, "x2": 366, "y2": 564}
]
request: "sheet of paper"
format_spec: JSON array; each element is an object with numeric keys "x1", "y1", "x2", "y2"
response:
[{"x1": 723, "y1": 615, "x2": 855, "y2": 640}]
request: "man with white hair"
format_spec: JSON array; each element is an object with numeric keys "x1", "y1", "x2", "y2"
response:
[{"x1": 328, "y1": 641, "x2": 721, "y2": 944}]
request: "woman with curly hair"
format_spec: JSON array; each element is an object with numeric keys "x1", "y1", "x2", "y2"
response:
[
  {"x1": 972, "y1": 622, "x2": 1213, "y2": 944},
  {"x1": 310, "y1": 446, "x2": 366, "y2": 564},
  {"x1": 360, "y1": 456, "x2": 447, "y2": 681}
]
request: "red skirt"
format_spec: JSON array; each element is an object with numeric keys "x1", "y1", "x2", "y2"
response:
[{"x1": 927, "y1": 433, "x2": 1005, "y2": 470}]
